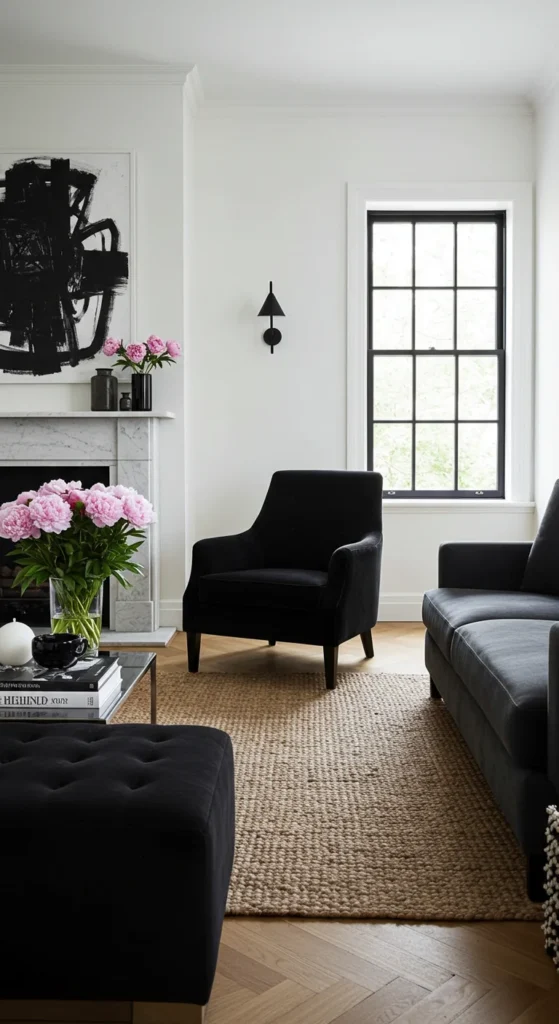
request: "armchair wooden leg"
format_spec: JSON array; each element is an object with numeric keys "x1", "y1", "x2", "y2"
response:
[
  {"x1": 526, "y1": 854, "x2": 546, "y2": 903},
  {"x1": 360, "y1": 630, "x2": 374, "y2": 658},
  {"x1": 187, "y1": 632, "x2": 201, "y2": 673},
  {"x1": 323, "y1": 646, "x2": 338, "y2": 690},
  {"x1": 268, "y1": 640, "x2": 276, "y2": 646}
]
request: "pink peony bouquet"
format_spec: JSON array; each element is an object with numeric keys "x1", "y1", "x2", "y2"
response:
[
  {"x1": 0, "y1": 480, "x2": 155, "y2": 651},
  {"x1": 102, "y1": 335, "x2": 181, "y2": 374}
]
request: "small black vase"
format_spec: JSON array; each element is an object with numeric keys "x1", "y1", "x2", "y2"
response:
[
  {"x1": 91, "y1": 369, "x2": 118, "y2": 411},
  {"x1": 131, "y1": 374, "x2": 152, "y2": 411}
]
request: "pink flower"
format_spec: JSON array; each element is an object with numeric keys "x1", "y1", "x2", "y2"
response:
[
  {"x1": 28, "y1": 494, "x2": 72, "y2": 535},
  {"x1": 103, "y1": 337, "x2": 122, "y2": 357},
  {"x1": 165, "y1": 340, "x2": 181, "y2": 359},
  {"x1": 146, "y1": 335, "x2": 166, "y2": 356},
  {"x1": 90, "y1": 482, "x2": 108, "y2": 492},
  {"x1": 125, "y1": 343, "x2": 147, "y2": 364},
  {"x1": 84, "y1": 491, "x2": 124, "y2": 528},
  {"x1": 0, "y1": 503, "x2": 41, "y2": 541},
  {"x1": 15, "y1": 490, "x2": 37, "y2": 505},
  {"x1": 122, "y1": 493, "x2": 154, "y2": 528},
  {"x1": 109, "y1": 484, "x2": 137, "y2": 500},
  {"x1": 38, "y1": 479, "x2": 81, "y2": 497},
  {"x1": 67, "y1": 488, "x2": 89, "y2": 509}
]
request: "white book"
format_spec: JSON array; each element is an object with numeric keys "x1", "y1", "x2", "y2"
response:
[{"x1": 0, "y1": 669, "x2": 122, "y2": 709}]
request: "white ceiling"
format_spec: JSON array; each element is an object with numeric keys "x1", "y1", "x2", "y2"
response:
[{"x1": 0, "y1": 0, "x2": 557, "y2": 106}]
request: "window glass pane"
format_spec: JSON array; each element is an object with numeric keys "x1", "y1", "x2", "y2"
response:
[
  {"x1": 457, "y1": 290, "x2": 496, "y2": 349},
  {"x1": 457, "y1": 223, "x2": 496, "y2": 285},
  {"x1": 415, "y1": 223, "x2": 454, "y2": 286},
  {"x1": 458, "y1": 423, "x2": 498, "y2": 490},
  {"x1": 415, "y1": 424, "x2": 454, "y2": 490},
  {"x1": 415, "y1": 291, "x2": 454, "y2": 350},
  {"x1": 373, "y1": 424, "x2": 412, "y2": 490},
  {"x1": 458, "y1": 356, "x2": 498, "y2": 420},
  {"x1": 416, "y1": 355, "x2": 455, "y2": 420},
  {"x1": 373, "y1": 356, "x2": 412, "y2": 420},
  {"x1": 372, "y1": 290, "x2": 412, "y2": 349},
  {"x1": 372, "y1": 222, "x2": 412, "y2": 285}
]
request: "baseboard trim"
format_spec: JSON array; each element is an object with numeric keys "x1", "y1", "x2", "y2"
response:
[
  {"x1": 159, "y1": 597, "x2": 423, "y2": 626},
  {"x1": 378, "y1": 593, "x2": 423, "y2": 622},
  {"x1": 159, "y1": 600, "x2": 183, "y2": 628}
]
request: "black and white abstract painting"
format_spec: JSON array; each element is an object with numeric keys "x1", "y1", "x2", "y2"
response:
[{"x1": 0, "y1": 153, "x2": 131, "y2": 380}]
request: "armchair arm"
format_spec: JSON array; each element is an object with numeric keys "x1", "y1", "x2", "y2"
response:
[
  {"x1": 324, "y1": 532, "x2": 383, "y2": 635},
  {"x1": 549, "y1": 624, "x2": 559, "y2": 795},
  {"x1": 189, "y1": 530, "x2": 261, "y2": 582},
  {"x1": 439, "y1": 542, "x2": 532, "y2": 591}
]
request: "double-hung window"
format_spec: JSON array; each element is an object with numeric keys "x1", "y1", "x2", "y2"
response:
[{"x1": 367, "y1": 212, "x2": 505, "y2": 498}]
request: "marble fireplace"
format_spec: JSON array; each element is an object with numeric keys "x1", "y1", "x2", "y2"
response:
[{"x1": 0, "y1": 412, "x2": 174, "y2": 643}]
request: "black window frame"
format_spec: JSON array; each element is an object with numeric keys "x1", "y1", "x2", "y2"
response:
[{"x1": 367, "y1": 210, "x2": 506, "y2": 499}]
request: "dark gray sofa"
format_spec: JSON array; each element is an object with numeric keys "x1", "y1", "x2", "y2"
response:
[{"x1": 423, "y1": 485, "x2": 559, "y2": 900}]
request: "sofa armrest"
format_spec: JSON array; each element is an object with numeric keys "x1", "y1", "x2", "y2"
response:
[
  {"x1": 549, "y1": 624, "x2": 559, "y2": 795},
  {"x1": 439, "y1": 542, "x2": 532, "y2": 591}
]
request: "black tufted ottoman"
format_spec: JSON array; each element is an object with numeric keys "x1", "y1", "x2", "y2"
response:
[{"x1": 0, "y1": 723, "x2": 235, "y2": 1024}]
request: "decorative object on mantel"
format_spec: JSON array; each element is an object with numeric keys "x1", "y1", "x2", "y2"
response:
[
  {"x1": 0, "y1": 619, "x2": 34, "y2": 667},
  {"x1": 119, "y1": 391, "x2": 132, "y2": 412},
  {"x1": 543, "y1": 805, "x2": 559, "y2": 971},
  {"x1": 257, "y1": 281, "x2": 285, "y2": 354},
  {"x1": 0, "y1": 479, "x2": 154, "y2": 657},
  {"x1": 0, "y1": 154, "x2": 130, "y2": 379},
  {"x1": 90, "y1": 368, "x2": 118, "y2": 411},
  {"x1": 103, "y1": 336, "x2": 182, "y2": 411}
]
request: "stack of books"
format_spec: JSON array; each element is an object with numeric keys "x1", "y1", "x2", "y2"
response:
[{"x1": 0, "y1": 654, "x2": 123, "y2": 720}]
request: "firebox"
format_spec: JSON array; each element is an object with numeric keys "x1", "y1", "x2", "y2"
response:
[{"x1": 0, "y1": 467, "x2": 111, "y2": 628}]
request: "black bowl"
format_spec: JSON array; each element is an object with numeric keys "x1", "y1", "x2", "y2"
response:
[{"x1": 32, "y1": 633, "x2": 87, "y2": 671}]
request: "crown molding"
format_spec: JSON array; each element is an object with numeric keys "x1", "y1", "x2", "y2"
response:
[
  {"x1": 198, "y1": 99, "x2": 534, "y2": 120},
  {"x1": 0, "y1": 64, "x2": 193, "y2": 85},
  {"x1": 184, "y1": 65, "x2": 204, "y2": 116}
]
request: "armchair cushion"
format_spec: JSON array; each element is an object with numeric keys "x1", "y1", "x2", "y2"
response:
[
  {"x1": 450, "y1": 619, "x2": 552, "y2": 771},
  {"x1": 423, "y1": 587, "x2": 559, "y2": 662},
  {"x1": 522, "y1": 480, "x2": 559, "y2": 596},
  {"x1": 199, "y1": 568, "x2": 328, "y2": 611}
]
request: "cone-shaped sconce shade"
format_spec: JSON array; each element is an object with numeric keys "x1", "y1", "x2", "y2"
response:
[{"x1": 258, "y1": 282, "x2": 285, "y2": 318}]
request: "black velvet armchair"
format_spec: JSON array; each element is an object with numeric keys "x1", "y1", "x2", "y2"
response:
[{"x1": 183, "y1": 470, "x2": 383, "y2": 689}]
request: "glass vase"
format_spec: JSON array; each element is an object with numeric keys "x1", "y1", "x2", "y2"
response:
[{"x1": 49, "y1": 577, "x2": 105, "y2": 658}]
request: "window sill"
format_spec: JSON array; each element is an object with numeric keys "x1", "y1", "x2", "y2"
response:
[{"x1": 383, "y1": 500, "x2": 535, "y2": 515}]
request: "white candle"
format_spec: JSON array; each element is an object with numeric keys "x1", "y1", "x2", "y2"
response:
[{"x1": 0, "y1": 619, "x2": 35, "y2": 667}]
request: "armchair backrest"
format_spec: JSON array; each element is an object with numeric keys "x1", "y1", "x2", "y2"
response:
[{"x1": 252, "y1": 470, "x2": 382, "y2": 570}]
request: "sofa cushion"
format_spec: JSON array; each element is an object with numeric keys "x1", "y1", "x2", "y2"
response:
[
  {"x1": 522, "y1": 480, "x2": 559, "y2": 596},
  {"x1": 423, "y1": 588, "x2": 559, "y2": 662},
  {"x1": 199, "y1": 568, "x2": 328, "y2": 611},
  {"x1": 450, "y1": 619, "x2": 551, "y2": 771}
]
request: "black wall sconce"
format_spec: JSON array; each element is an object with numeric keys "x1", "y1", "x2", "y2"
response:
[{"x1": 258, "y1": 281, "x2": 285, "y2": 354}]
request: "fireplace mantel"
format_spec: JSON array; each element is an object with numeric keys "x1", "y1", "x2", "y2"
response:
[
  {"x1": 0, "y1": 412, "x2": 173, "y2": 642},
  {"x1": 0, "y1": 411, "x2": 175, "y2": 418}
]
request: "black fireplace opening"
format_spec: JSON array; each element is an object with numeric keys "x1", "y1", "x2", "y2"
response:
[{"x1": 0, "y1": 466, "x2": 111, "y2": 628}]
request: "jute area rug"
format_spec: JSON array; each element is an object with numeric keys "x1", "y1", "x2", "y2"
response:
[{"x1": 114, "y1": 668, "x2": 541, "y2": 921}]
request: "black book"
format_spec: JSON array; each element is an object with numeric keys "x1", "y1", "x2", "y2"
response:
[{"x1": 0, "y1": 654, "x2": 120, "y2": 692}]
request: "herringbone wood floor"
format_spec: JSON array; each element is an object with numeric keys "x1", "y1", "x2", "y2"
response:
[{"x1": 114, "y1": 626, "x2": 559, "y2": 1023}]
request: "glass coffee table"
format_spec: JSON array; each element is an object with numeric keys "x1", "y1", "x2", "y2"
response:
[{"x1": 0, "y1": 652, "x2": 157, "y2": 725}]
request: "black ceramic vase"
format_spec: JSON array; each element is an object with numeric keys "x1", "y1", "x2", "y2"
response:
[
  {"x1": 91, "y1": 368, "x2": 118, "y2": 411},
  {"x1": 131, "y1": 374, "x2": 152, "y2": 411}
]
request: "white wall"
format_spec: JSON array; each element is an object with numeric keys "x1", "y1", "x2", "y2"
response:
[
  {"x1": 191, "y1": 108, "x2": 536, "y2": 618},
  {"x1": 0, "y1": 75, "x2": 187, "y2": 622},
  {"x1": 535, "y1": 90, "x2": 559, "y2": 518}
]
